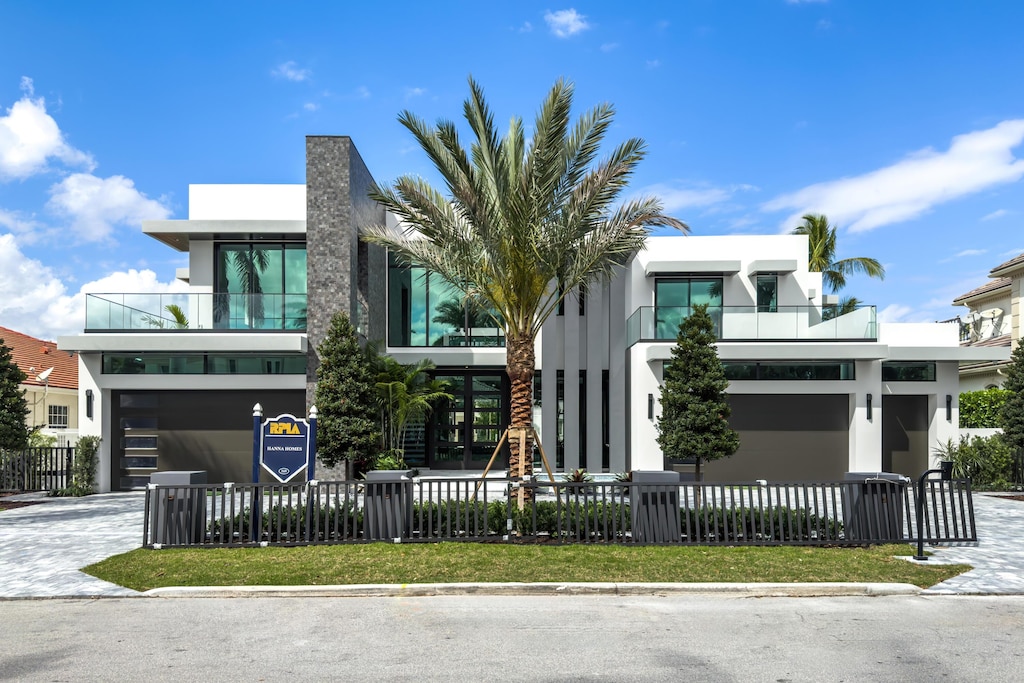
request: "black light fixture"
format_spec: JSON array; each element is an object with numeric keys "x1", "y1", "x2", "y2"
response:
[
  {"x1": 648, "y1": 394, "x2": 654, "y2": 420},
  {"x1": 866, "y1": 393, "x2": 873, "y2": 420},
  {"x1": 946, "y1": 394, "x2": 953, "y2": 422},
  {"x1": 86, "y1": 389, "x2": 94, "y2": 419}
]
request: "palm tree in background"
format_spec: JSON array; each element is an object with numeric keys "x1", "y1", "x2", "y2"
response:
[
  {"x1": 364, "y1": 77, "x2": 687, "y2": 482},
  {"x1": 792, "y1": 214, "x2": 885, "y2": 317}
]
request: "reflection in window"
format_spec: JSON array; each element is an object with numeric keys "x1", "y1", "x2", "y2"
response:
[
  {"x1": 756, "y1": 275, "x2": 778, "y2": 312},
  {"x1": 214, "y1": 243, "x2": 306, "y2": 330},
  {"x1": 721, "y1": 361, "x2": 855, "y2": 381},
  {"x1": 881, "y1": 362, "x2": 936, "y2": 382},
  {"x1": 654, "y1": 278, "x2": 723, "y2": 338}
]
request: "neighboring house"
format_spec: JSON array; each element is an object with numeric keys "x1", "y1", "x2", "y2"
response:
[
  {"x1": 0, "y1": 326, "x2": 79, "y2": 446},
  {"x1": 952, "y1": 253, "x2": 1024, "y2": 392},
  {"x1": 57, "y1": 136, "x2": 1009, "y2": 491}
]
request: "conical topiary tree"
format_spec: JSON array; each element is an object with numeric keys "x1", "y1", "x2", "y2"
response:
[
  {"x1": 313, "y1": 313, "x2": 380, "y2": 475},
  {"x1": 998, "y1": 342, "x2": 1024, "y2": 453},
  {"x1": 0, "y1": 337, "x2": 30, "y2": 452},
  {"x1": 656, "y1": 304, "x2": 739, "y2": 482}
]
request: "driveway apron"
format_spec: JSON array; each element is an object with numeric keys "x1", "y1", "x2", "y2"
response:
[{"x1": 0, "y1": 492, "x2": 144, "y2": 598}]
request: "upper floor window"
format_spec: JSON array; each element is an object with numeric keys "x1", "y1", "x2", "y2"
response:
[
  {"x1": 214, "y1": 243, "x2": 306, "y2": 329},
  {"x1": 387, "y1": 255, "x2": 504, "y2": 347},
  {"x1": 756, "y1": 275, "x2": 778, "y2": 313},
  {"x1": 881, "y1": 361, "x2": 936, "y2": 382},
  {"x1": 654, "y1": 278, "x2": 722, "y2": 338}
]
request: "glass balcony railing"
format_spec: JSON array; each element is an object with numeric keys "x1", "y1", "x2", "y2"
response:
[
  {"x1": 626, "y1": 305, "x2": 877, "y2": 347},
  {"x1": 85, "y1": 293, "x2": 307, "y2": 332}
]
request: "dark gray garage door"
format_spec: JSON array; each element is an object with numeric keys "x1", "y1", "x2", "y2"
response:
[{"x1": 702, "y1": 394, "x2": 850, "y2": 482}]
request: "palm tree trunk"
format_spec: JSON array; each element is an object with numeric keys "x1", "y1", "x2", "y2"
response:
[{"x1": 505, "y1": 335, "x2": 535, "y2": 485}]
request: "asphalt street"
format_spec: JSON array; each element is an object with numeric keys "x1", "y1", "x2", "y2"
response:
[{"x1": 2, "y1": 595, "x2": 1023, "y2": 682}]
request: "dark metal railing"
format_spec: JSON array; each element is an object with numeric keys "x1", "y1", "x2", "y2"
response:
[
  {"x1": 0, "y1": 447, "x2": 74, "y2": 492},
  {"x1": 140, "y1": 477, "x2": 977, "y2": 548}
]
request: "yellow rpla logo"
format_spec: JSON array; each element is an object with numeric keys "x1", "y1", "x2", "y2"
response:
[{"x1": 268, "y1": 422, "x2": 302, "y2": 435}]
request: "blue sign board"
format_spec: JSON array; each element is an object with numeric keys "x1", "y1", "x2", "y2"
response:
[{"x1": 259, "y1": 413, "x2": 311, "y2": 483}]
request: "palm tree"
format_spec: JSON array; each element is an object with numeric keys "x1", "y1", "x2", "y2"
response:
[
  {"x1": 432, "y1": 294, "x2": 493, "y2": 333},
  {"x1": 792, "y1": 214, "x2": 885, "y2": 294},
  {"x1": 373, "y1": 356, "x2": 453, "y2": 462},
  {"x1": 364, "y1": 77, "x2": 687, "y2": 481}
]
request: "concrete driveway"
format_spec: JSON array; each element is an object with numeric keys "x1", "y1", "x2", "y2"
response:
[{"x1": 0, "y1": 492, "x2": 145, "y2": 598}]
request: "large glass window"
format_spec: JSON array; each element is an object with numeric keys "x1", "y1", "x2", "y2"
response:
[
  {"x1": 103, "y1": 353, "x2": 306, "y2": 375},
  {"x1": 214, "y1": 243, "x2": 306, "y2": 329},
  {"x1": 654, "y1": 278, "x2": 723, "y2": 338},
  {"x1": 388, "y1": 255, "x2": 504, "y2": 347}
]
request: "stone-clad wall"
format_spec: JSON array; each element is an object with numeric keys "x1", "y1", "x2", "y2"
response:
[{"x1": 347, "y1": 143, "x2": 388, "y2": 344}]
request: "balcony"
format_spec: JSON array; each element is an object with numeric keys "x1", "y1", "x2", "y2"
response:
[
  {"x1": 85, "y1": 293, "x2": 307, "y2": 332},
  {"x1": 626, "y1": 305, "x2": 877, "y2": 347}
]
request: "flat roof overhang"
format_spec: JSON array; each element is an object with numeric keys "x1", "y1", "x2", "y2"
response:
[
  {"x1": 645, "y1": 260, "x2": 741, "y2": 277},
  {"x1": 142, "y1": 219, "x2": 306, "y2": 251},
  {"x1": 58, "y1": 333, "x2": 307, "y2": 354},
  {"x1": 746, "y1": 259, "x2": 798, "y2": 276}
]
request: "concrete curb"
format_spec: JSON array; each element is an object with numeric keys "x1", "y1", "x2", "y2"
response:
[{"x1": 143, "y1": 581, "x2": 923, "y2": 599}]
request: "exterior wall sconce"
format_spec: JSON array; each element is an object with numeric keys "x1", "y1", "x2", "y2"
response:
[
  {"x1": 866, "y1": 393, "x2": 872, "y2": 420},
  {"x1": 946, "y1": 394, "x2": 953, "y2": 422},
  {"x1": 648, "y1": 394, "x2": 654, "y2": 420},
  {"x1": 86, "y1": 389, "x2": 94, "y2": 419}
]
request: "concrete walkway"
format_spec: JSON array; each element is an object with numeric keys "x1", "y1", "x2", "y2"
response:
[
  {"x1": 1, "y1": 489, "x2": 1023, "y2": 598},
  {"x1": 0, "y1": 492, "x2": 144, "y2": 598}
]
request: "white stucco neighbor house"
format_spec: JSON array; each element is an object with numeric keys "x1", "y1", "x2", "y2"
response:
[
  {"x1": 952, "y1": 252, "x2": 1024, "y2": 392},
  {"x1": 57, "y1": 136, "x2": 1010, "y2": 492}
]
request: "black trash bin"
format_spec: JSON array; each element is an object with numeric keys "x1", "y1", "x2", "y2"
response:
[
  {"x1": 363, "y1": 471, "x2": 413, "y2": 541},
  {"x1": 151, "y1": 470, "x2": 208, "y2": 545},
  {"x1": 842, "y1": 472, "x2": 909, "y2": 542},
  {"x1": 630, "y1": 471, "x2": 682, "y2": 543}
]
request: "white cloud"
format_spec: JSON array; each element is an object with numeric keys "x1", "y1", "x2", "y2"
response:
[
  {"x1": 982, "y1": 209, "x2": 1008, "y2": 221},
  {"x1": 404, "y1": 87, "x2": 427, "y2": 99},
  {"x1": 877, "y1": 304, "x2": 915, "y2": 323},
  {"x1": 786, "y1": 0, "x2": 828, "y2": 4},
  {"x1": 0, "y1": 233, "x2": 188, "y2": 339},
  {"x1": 303, "y1": 102, "x2": 319, "y2": 112},
  {"x1": 646, "y1": 59, "x2": 661, "y2": 69},
  {"x1": 938, "y1": 248, "x2": 987, "y2": 264},
  {"x1": 354, "y1": 86, "x2": 371, "y2": 100},
  {"x1": 763, "y1": 120, "x2": 1024, "y2": 233},
  {"x1": 544, "y1": 9, "x2": 590, "y2": 37},
  {"x1": 519, "y1": 21, "x2": 533, "y2": 33},
  {"x1": 639, "y1": 182, "x2": 757, "y2": 213},
  {"x1": 600, "y1": 42, "x2": 619, "y2": 52},
  {"x1": 0, "y1": 79, "x2": 95, "y2": 180},
  {"x1": 816, "y1": 19, "x2": 833, "y2": 30},
  {"x1": 46, "y1": 173, "x2": 171, "y2": 242},
  {"x1": 271, "y1": 61, "x2": 311, "y2": 82}
]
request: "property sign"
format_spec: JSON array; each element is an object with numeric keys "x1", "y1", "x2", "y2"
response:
[{"x1": 259, "y1": 413, "x2": 312, "y2": 483}]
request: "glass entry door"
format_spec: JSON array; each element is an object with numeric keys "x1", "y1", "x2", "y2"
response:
[{"x1": 429, "y1": 370, "x2": 509, "y2": 470}]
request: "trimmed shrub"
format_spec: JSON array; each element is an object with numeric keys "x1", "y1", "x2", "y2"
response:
[{"x1": 959, "y1": 388, "x2": 1011, "y2": 428}]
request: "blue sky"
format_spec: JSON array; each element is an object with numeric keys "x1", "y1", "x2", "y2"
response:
[{"x1": 1, "y1": 1, "x2": 1022, "y2": 340}]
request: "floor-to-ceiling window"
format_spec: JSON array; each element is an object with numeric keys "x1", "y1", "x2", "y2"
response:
[
  {"x1": 387, "y1": 255, "x2": 504, "y2": 347},
  {"x1": 654, "y1": 278, "x2": 723, "y2": 337},
  {"x1": 214, "y1": 242, "x2": 306, "y2": 329}
]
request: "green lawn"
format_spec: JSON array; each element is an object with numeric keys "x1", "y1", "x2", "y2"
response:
[{"x1": 83, "y1": 543, "x2": 969, "y2": 592}]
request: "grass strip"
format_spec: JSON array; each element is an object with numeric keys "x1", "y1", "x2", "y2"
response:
[{"x1": 83, "y1": 543, "x2": 968, "y2": 592}]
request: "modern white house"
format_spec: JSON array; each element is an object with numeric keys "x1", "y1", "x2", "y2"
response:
[
  {"x1": 57, "y1": 136, "x2": 1010, "y2": 491},
  {"x1": 952, "y1": 252, "x2": 1024, "y2": 392}
]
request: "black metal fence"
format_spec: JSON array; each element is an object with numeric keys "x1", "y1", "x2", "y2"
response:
[
  {"x1": 0, "y1": 447, "x2": 74, "y2": 493},
  {"x1": 141, "y1": 476, "x2": 976, "y2": 548}
]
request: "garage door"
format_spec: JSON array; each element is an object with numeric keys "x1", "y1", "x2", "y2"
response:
[{"x1": 702, "y1": 394, "x2": 850, "y2": 482}]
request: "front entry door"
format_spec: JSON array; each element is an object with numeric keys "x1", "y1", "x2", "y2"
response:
[{"x1": 430, "y1": 371, "x2": 509, "y2": 470}]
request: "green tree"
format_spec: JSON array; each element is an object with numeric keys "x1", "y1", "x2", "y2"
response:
[
  {"x1": 0, "y1": 337, "x2": 30, "y2": 453},
  {"x1": 792, "y1": 214, "x2": 885, "y2": 311},
  {"x1": 998, "y1": 342, "x2": 1024, "y2": 452},
  {"x1": 365, "y1": 77, "x2": 685, "y2": 479},
  {"x1": 656, "y1": 304, "x2": 739, "y2": 482},
  {"x1": 313, "y1": 313, "x2": 380, "y2": 474},
  {"x1": 432, "y1": 295, "x2": 493, "y2": 333},
  {"x1": 372, "y1": 356, "x2": 453, "y2": 463}
]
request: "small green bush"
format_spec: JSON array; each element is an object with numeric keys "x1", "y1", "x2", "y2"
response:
[
  {"x1": 932, "y1": 433, "x2": 1019, "y2": 490},
  {"x1": 960, "y1": 388, "x2": 1011, "y2": 428},
  {"x1": 52, "y1": 436, "x2": 99, "y2": 497}
]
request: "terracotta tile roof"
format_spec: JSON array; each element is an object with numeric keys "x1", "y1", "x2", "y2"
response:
[
  {"x1": 990, "y1": 252, "x2": 1024, "y2": 277},
  {"x1": 0, "y1": 326, "x2": 78, "y2": 390},
  {"x1": 961, "y1": 333, "x2": 1012, "y2": 348},
  {"x1": 953, "y1": 277, "x2": 1011, "y2": 304}
]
